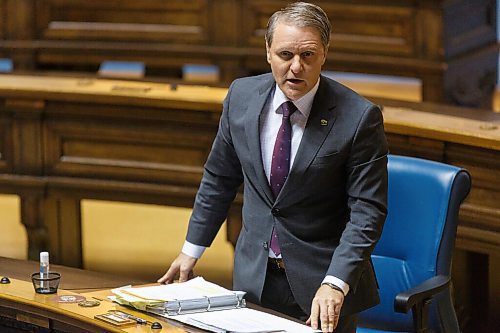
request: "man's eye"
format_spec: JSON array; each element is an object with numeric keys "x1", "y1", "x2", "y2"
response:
[
  {"x1": 279, "y1": 51, "x2": 292, "y2": 58},
  {"x1": 302, "y1": 51, "x2": 314, "y2": 57}
]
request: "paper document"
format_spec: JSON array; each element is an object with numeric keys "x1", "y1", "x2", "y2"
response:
[{"x1": 169, "y1": 307, "x2": 316, "y2": 333}]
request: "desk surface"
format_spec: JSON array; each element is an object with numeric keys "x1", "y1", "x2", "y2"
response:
[
  {"x1": 0, "y1": 256, "x2": 149, "y2": 293},
  {"x1": 0, "y1": 257, "x2": 207, "y2": 332}
]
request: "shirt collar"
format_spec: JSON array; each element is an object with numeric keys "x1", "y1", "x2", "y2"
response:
[{"x1": 272, "y1": 77, "x2": 320, "y2": 118}]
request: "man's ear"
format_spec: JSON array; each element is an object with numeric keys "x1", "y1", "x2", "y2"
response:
[{"x1": 266, "y1": 44, "x2": 271, "y2": 64}]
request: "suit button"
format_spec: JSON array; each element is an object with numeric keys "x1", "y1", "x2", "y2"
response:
[
  {"x1": 263, "y1": 242, "x2": 269, "y2": 250},
  {"x1": 271, "y1": 208, "x2": 281, "y2": 216}
]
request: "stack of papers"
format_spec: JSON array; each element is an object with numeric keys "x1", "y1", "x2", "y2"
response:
[{"x1": 111, "y1": 277, "x2": 245, "y2": 315}]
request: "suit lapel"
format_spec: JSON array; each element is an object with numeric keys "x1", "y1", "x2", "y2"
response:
[
  {"x1": 278, "y1": 77, "x2": 337, "y2": 202},
  {"x1": 245, "y1": 77, "x2": 275, "y2": 204}
]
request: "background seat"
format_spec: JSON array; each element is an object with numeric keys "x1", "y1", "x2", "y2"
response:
[{"x1": 357, "y1": 155, "x2": 471, "y2": 333}]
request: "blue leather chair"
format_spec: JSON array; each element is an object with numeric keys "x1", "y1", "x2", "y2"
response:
[{"x1": 357, "y1": 155, "x2": 471, "y2": 333}]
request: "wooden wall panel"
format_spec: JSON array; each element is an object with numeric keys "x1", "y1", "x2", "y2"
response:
[
  {"x1": 5, "y1": 0, "x2": 34, "y2": 40},
  {"x1": 0, "y1": 0, "x2": 495, "y2": 107},
  {"x1": 446, "y1": 144, "x2": 500, "y2": 255},
  {"x1": 35, "y1": 0, "x2": 209, "y2": 43},
  {"x1": 241, "y1": 1, "x2": 276, "y2": 48},
  {"x1": 385, "y1": 133, "x2": 445, "y2": 161},
  {"x1": 0, "y1": 0, "x2": 5, "y2": 40},
  {"x1": 0, "y1": 0, "x2": 497, "y2": 108},
  {"x1": 43, "y1": 118, "x2": 211, "y2": 185},
  {"x1": 0, "y1": 116, "x2": 12, "y2": 173},
  {"x1": 328, "y1": 4, "x2": 415, "y2": 57},
  {"x1": 7, "y1": 99, "x2": 45, "y2": 175}
]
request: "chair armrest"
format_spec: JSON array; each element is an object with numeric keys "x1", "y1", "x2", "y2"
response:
[
  {"x1": 394, "y1": 274, "x2": 450, "y2": 313},
  {"x1": 394, "y1": 275, "x2": 450, "y2": 333}
]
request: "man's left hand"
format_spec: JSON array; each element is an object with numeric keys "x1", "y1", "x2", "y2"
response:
[{"x1": 306, "y1": 284, "x2": 344, "y2": 332}]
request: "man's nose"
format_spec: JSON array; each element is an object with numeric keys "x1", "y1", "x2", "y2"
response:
[{"x1": 290, "y1": 55, "x2": 303, "y2": 73}]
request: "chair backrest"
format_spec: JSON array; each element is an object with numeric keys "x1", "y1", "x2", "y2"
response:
[{"x1": 358, "y1": 155, "x2": 471, "y2": 332}]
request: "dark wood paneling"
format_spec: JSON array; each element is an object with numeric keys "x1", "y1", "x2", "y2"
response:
[
  {"x1": 36, "y1": 0, "x2": 209, "y2": 43},
  {"x1": 0, "y1": 0, "x2": 5, "y2": 40},
  {"x1": 0, "y1": 0, "x2": 497, "y2": 107},
  {"x1": 0, "y1": 115, "x2": 13, "y2": 173},
  {"x1": 43, "y1": 118, "x2": 211, "y2": 185},
  {"x1": 447, "y1": 144, "x2": 500, "y2": 254},
  {"x1": 385, "y1": 133, "x2": 445, "y2": 161},
  {"x1": 5, "y1": 0, "x2": 34, "y2": 40},
  {"x1": 7, "y1": 99, "x2": 45, "y2": 175}
]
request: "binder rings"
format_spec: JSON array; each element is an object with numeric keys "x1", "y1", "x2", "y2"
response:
[
  {"x1": 147, "y1": 292, "x2": 246, "y2": 316},
  {"x1": 111, "y1": 277, "x2": 246, "y2": 316}
]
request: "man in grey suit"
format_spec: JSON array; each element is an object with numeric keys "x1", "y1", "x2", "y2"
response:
[{"x1": 158, "y1": 2, "x2": 388, "y2": 332}]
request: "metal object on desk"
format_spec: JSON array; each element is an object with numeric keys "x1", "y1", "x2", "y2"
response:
[
  {"x1": 94, "y1": 312, "x2": 135, "y2": 327},
  {"x1": 109, "y1": 310, "x2": 148, "y2": 325}
]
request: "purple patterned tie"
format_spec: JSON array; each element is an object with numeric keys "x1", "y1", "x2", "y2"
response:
[{"x1": 270, "y1": 101, "x2": 297, "y2": 256}]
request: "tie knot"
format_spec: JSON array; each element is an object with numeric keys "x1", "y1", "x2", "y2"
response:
[{"x1": 281, "y1": 101, "x2": 297, "y2": 118}]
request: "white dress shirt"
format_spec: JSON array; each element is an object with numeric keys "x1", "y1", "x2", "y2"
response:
[{"x1": 182, "y1": 78, "x2": 349, "y2": 296}]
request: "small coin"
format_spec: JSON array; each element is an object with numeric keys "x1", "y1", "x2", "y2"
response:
[{"x1": 78, "y1": 300, "x2": 100, "y2": 307}]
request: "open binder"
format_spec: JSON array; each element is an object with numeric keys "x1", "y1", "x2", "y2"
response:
[
  {"x1": 111, "y1": 277, "x2": 315, "y2": 332},
  {"x1": 110, "y1": 277, "x2": 246, "y2": 316}
]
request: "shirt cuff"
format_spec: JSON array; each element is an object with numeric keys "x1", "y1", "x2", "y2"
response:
[
  {"x1": 181, "y1": 240, "x2": 206, "y2": 259},
  {"x1": 322, "y1": 275, "x2": 350, "y2": 296}
]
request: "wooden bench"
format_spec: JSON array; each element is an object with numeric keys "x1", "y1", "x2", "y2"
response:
[{"x1": 0, "y1": 0, "x2": 497, "y2": 108}]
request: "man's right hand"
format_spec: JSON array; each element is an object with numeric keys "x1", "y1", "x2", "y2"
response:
[{"x1": 157, "y1": 252, "x2": 198, "y2": 284}]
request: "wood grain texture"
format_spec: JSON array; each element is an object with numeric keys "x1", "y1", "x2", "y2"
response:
[{"x1": 0, "y1": 0, "x2": 497, "y2": 106}]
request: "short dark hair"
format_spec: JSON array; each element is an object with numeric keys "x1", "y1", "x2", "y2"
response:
[{"x1": 265, "y1": 2, "x2": 331, "y2": 50}]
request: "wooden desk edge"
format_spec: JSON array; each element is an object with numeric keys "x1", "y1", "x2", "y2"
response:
[
  {"x1": 0, "y1": 278, "x2": 186, "y2": 332},
  {"x1": 0, "y1": 74, "x2": 498, "y2": 151}
]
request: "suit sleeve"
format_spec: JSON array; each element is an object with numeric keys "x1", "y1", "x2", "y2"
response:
[
  {"x1": 327, "y1": 104, "x2": 388, "y2": 292},
  {"x1": 185, "y1": 83, "x2": 244, "y2": 247}
]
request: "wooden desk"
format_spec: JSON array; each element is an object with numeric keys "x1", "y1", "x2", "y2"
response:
[
  {"x1": 0, "y1": 257, "x2": 204, "y2": 332},
  {"x1": 0, "y1": 74, "x2": 498, "y2": 332},
  {"x1": 0, "y1": 257, "x2": 296, "y2": 333}
]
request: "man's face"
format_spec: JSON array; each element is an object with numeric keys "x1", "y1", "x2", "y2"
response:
[{"x1": 266, "y1": 22, "x2": 327, "y2": 101}]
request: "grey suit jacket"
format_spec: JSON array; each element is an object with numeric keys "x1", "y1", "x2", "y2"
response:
[{"x1": 186, "y1": 73, "x2": 388, "y2": 316}]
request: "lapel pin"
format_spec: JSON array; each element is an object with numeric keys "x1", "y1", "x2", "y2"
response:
[{"x1": 320, "y1": 119, "x2": 328, "y2": 126}]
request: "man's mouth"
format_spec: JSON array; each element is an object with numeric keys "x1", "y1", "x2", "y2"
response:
[{"x1": 286, "y1": 79, "x2": 304, "y2": 84}]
